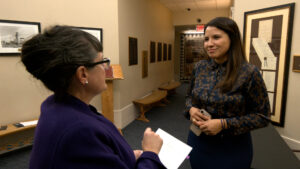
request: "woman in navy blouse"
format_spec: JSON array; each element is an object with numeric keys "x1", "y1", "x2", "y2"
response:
[
  {"x1": 185, "y1": 17, "x2": 271, "y2": 169},
  {"x1": 21, "y1": 26, "x2": 166, "y2": 169}
]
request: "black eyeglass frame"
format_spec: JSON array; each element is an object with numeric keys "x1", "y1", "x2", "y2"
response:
[{"x1": 84, "y1": 58, "x2": 110, "y2": 68}]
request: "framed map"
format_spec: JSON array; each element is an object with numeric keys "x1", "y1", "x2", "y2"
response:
[{"x1": 243, "y1": 3, "x2": 295, "y2": 126}]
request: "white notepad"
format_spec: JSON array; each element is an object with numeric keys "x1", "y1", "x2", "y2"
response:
[{"x1": 156, "y1": 128, "x2": 192, "y2": 169}]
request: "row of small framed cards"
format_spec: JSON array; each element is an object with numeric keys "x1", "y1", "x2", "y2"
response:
[
  {"x1": 0, "y1": 19, "x2": 102, "y2": 56},
  {"x1": 128, "y1": 37, "x2": 172, "y2": 66},
  {"x1": 292, "y1": 55, "x2": 300, "y2": 72}
]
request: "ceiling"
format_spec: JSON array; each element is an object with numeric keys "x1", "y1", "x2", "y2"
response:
[{"x1": 159, "y1": 0, "x2": 233, "y2": 12}]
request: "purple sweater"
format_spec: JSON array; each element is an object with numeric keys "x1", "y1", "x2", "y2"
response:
[{"x1": 30, "y1": 95, "x2": 165, "y2": 169}]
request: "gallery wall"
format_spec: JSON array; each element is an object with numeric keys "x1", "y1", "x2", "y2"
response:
[
  {"x1": 115, "y1": 0, "x2": 174, "y2": 128},
  {"x1": 234, "y1": 0, "x2": 300, "y2": 158},
  {"x1": 0, "y1": 0, "x2": 119, "y2": 125}
]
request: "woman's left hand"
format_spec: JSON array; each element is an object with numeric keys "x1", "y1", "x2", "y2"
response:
[
  {"x1": 197, "y1": 119, "x2": 222, "y2": 136},
  {"x1": 133, "y1": 150, "x2": 143, "y2": 160}
]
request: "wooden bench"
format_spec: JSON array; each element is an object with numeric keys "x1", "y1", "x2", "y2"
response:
[
  {"x1": 159, "y1": 81, "x2": 181, "y2": 95},
  {"x1": 0, "y1": 120, "x2": 37, "y2": 154},
  {"x1": 133, "y1": 90, "x2": 168, "y2": 122}
]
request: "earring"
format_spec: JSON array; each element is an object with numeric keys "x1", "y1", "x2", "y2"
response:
[{"x1": 85, "y1": 80, "x2": 88, "y2": 84}]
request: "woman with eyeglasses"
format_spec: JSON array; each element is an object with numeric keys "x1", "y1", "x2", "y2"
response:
[{"x1": 21, "y1": 26, "x2": 166, "y2": 169}]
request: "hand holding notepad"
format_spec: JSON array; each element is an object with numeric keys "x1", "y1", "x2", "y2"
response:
[{"x1": 156, "y1": 128, "x2": 192, "y2": 169}]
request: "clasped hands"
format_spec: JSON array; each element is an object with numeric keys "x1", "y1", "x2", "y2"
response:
[{"x1": 189, "y1": 107, "x2": 222, "y2": 136}]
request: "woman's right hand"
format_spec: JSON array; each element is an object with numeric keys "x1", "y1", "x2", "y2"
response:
[
  {"x1": 142, "y1": 127, "x2": 163, "y2": 155},
  {"x1": 189, "y1": 107, "x2": 210, "y2": 123}
]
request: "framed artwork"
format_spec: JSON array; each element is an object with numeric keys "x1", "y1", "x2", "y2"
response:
[
  {"x1": 243, "y1": 3, "x2": 295, "y2": 126},
  {"x1": 0, "y1": 19, "x2": 41, "y2": 56},
  {"x1": 292, "y1": 55, "x2": 300, "y2": 73},
  {"x1": 180, "y1": 33, "x2": 207, "y2": 81},
  {"x1": 142, "y1": 50, "x2": 148, "y2": 78},
  {"x1": 157, "y1": 42, "x2": 162, "y2": 62},
  {"x1": 168, "y1": 44, "x2": 172, "y2": 60},
  {"x1": 129, "y1": 37, "x2": 138, "y2": 66},
  {"x1": 150, "y1": 41, "x2": 156, "y2": 63},
  {"x1": 163, "y1": 43, "x2": 167, "y2": 61},
  {"x1": 76, "y1": 26, "x2": 103, "y2": 44}
]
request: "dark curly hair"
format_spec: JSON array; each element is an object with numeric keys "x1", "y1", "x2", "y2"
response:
[{"x1": 21, "y1": 25, "x2": 103, "y2": 101}]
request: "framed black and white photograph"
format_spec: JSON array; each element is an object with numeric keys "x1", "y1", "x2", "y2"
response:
[
  {"x1": 0, "y1": 19, "x2": 41, "y2": 56},
  {"x1": 75, "y1": 26, "x2": 103, "y2": 44},
  {"x1": 243, "y1": 3, "x2": 295, "y2": 126}
]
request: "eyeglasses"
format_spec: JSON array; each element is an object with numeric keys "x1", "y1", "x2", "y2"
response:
[{"x1": 84, "y1": 58, "x2": 110, "y2": 68}]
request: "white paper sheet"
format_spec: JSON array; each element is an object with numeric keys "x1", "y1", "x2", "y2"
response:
[
  {"x1": 20, "y1": 120, "x2": 38, "y2": 126},
  {"x1": 156, "y1": 128, "x2": 192, "y2": 169}
]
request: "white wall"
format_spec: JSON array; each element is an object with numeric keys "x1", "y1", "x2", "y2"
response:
[
  {"x1": 116, "y1": 0, "x2": 174, "y2": 128},
  {"x1": 0, "y1": 0, "x2": 119, "y2": 125},
  {"x1": 234, "y1": 0, "x2": 300, "y2": 159}
]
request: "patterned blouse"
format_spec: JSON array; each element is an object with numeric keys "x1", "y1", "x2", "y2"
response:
[{"x1": 185, "y1": 59, "x2": 271, "y2": 136}]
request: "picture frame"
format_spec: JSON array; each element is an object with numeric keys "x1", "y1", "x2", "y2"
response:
[
  {"x1": 292, "y1": 55, "x2": 300, "y2": 73},
  {"x1": 75, "y1": 26, "x2": 103, "y2": 45},
  {"x1": 129, "y1": 37, "x2": 138, "y2": 66},
  {"x1": 243, "y1": 3, "x2": 295, "y2": 126},
  {"x1": 150, "y1": 41, "x2": 156, "y2": 63},
  {"x1": 168, "y1": 44, "x2": 172, "y2": 60},
  {"x1": 142, "y1": 50, "x2": 148, "y2": 78},
  {"x1": 163, "y1": 43, "x2": 167, "y2": 61},
  {"x1": 0, "y1": 19, "x2": 41, "y2": 56},
  {"x1": 157, "y1": 42, "x2": 162, "y2": 62}
]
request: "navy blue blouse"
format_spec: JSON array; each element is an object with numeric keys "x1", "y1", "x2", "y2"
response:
[{"x1": 185, "y1": 59, "x2": 271, "y2": 135}]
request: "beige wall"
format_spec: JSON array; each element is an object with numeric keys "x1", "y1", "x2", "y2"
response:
[
  {"x1": 173, "y1": 9, "x2": 230, "y2": 26},
  {"x1": 115, "y1": 0, "x2": 174, "y2": 127},
  {"x1": 234, "y1": 0, "x2": 300, "y2": 157},
  {"x1": 0, "y1": 0, "x2": 175, "y2": 129},
  {"x1": 0, "y1": 0, "x2": 119, "y2": 125}
]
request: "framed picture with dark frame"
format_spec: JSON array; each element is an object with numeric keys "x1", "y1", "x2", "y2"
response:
[
  {"x1": 129, "y1": 37, "x2": 138, "y2": 66},
  {"x1": 292, "y1": 55, "x2": 300, "y2": 73},
  {"x1": 168, "y1": 44, "x2": 172, "y2": 60},
  {"x1": 243, "y1": 3, "x2": 295, "y2": 126},
  {"x1": 163, "y1": 43, "x2": 167, "y2": 61},
  {"x1": 0, "y1": 19, "x2": 41, "y2": 56},
  {"x1": 157, "y1": 42, "x2": 162, "y2": 62},
  {"x1": 75, "y1": 26, "x2": 103, "y2": 45},
  {"x1": 142, "y1": 50, "x2": 148, "y2": 78},
  {"x1": 150, "y1": 41, "x2": 156, "y2": 63}
]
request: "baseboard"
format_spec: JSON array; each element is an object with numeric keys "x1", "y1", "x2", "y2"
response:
[
  {"x1": 281, "y1": 135, "x2": 300, "y2": 160},
  {"x1": 114, "y1": 103, "x2": 139, "y2": 129}
]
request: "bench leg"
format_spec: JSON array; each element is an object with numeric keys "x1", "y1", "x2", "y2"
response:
[{"x1": 136, "y1": 106, "x2": 150, "y2": 122}]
